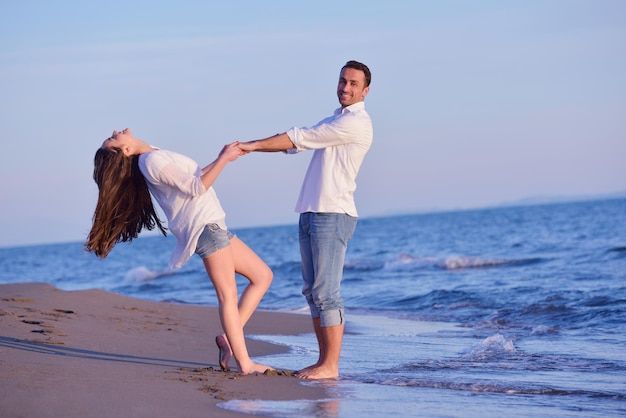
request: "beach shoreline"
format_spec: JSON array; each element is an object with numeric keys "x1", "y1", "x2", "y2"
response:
[{"x1": 0, "y1": 282, "x2": 326, "y2": 418}]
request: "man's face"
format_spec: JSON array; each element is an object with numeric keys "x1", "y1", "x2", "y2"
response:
[{"x1": 337, "y1": 67, "x2": 370, "y2": 107}]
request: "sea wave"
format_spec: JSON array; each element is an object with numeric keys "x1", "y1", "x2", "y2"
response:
[
  {"x1": 122, "y1": 266, "x2": 176, "y2": 283},
  {"x1": 439, "y1": 256, "x2": 543, "y2": 270},
  {"x1": 460, "y1": 333, "x2": 516, "y2": 361},
  {"x1": 343, "y1": 259, "x2": 385, "y2": 272},
  {"x1": 353, "y1": 331, "x2": 626, "y2": 397},
  {"x1": 607, "y1": 246, "x2": 626, "y2": 260},
  {"x1": 378, "y1": 253, "x2": 544, "y2": 272},
  {"x1": 369, "y1": 377, "x2": 626, "y2": 398},
  {"x1": 394, "y1": 289, "x2": 483, "y2": 311},
  {"x1": 389, "y1": 339, "x2": 626, "y2": 374}
]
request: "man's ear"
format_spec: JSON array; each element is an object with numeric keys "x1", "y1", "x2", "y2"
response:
[{"x1": 361, "y1": 86, "x2": 370, "y2": 100}]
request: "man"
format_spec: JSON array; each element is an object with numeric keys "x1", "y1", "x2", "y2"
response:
[{"x1": 238, "y1": 60, "x2": 373, "y2": 379}]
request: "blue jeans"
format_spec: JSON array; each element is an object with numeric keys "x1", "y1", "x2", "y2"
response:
[{"x1": 299, "y1": 212, "x2": 357, "y2": 327}]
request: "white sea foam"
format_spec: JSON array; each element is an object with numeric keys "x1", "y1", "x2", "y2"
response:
[
  {"x1": 462, "y1": 333, "x2": 516, "y2": 360},
  {"x1": 123, "y1": 266, "x2": 161, "y2": 283}
]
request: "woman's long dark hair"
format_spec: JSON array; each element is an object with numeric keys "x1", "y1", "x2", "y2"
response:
[{"x1": 85, "y1": 147, "x2": 166, "y2": 258}]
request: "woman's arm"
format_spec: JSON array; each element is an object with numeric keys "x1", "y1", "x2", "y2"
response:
[{"x1": 199, "y1": 142, "x2": 243, "y2": 190}]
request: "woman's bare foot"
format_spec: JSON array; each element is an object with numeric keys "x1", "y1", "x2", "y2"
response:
[
  {"x1": 238, "y1": 361, "x2": 274, "y2": 375},
  {"x1": 215, "y1": 334, "x2": 232, "y2": 371}
]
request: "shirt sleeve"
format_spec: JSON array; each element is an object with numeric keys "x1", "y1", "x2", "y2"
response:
[
  {"x1": 140, "y1": 151, "x2": 207, "y2": 197},
  {"x1": 287, "y1": 111, "x2": 363, "y2": 151}
]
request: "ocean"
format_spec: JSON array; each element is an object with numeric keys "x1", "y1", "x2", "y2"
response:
[{"x1": 1, "y1": 198, "x2": 625, "y2": 417}]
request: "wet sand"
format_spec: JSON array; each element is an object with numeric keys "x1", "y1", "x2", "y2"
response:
[{"x1": 0, "y1": 283, "x2": 326, "y2": 417}]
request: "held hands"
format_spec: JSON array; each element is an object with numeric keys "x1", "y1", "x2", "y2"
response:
[
  {"x1": 237, "y1": 141, "x2": 254, "y2": 153},
  {"x1": 219, "y1": 141, "x2": 246, "y2": 162}
]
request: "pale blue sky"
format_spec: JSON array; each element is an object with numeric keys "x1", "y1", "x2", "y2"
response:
[{"x1": 1, "y1": 1, "x2": 624, "y2": 247}]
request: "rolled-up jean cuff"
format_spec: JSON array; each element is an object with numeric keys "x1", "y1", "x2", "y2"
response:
[{"x1": 319, "y1": 308, "x2": 345, "y2": 327}]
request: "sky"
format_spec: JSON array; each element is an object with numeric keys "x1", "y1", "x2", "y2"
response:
[{"x1": 0, "y1": 0, "x2": 624, "y2": 248}]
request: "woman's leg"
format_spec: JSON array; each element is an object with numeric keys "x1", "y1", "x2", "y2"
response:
[
  {"x1": 215, "y1": 237, "x2": 273, "y2": 369},
  {"x1": 231, "y1": 236, "x2": 273, "y2": 324},
  {"x1": 202, "y1": 244, "x2": 271, "y2": 374}
]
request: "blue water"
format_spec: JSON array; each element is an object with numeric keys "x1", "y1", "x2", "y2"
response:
[{"x1": 1, "y1": 198, "x2": 625, "y2": 417}]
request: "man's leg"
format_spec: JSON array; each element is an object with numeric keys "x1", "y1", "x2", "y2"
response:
[
  {"x1": 297, "y1": 213, "x2": 356, "y2": 380},
  {"x1": 299, "y1": 317, "x2": 325, "y2": 373},
  {"x1": 299, "y1": 317, "x2": 345, "y2": 379},
  {"x1": 298, "y1": 213, "x2": 323, "y2": 370}
]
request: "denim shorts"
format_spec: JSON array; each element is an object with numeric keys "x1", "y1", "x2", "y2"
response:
[{"x1": 194, "y1": 224, "x2": 235, "y2": 258}]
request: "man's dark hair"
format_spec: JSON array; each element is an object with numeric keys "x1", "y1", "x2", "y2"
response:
[{"x1": 343, "y1": 60, "x2": 371, "y2": 87}]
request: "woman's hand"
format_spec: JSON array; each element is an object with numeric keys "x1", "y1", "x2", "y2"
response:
[{"x1": 220, "y1": 141, "x2": 245, "y2": 162}]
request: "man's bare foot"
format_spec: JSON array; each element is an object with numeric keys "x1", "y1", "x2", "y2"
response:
[
  {"x1": 295, "y1": 362, "x2": 320, "y2": 376},
  {"x1": 296, "y1": 365, "x2": 338, "y2": 380},
  {"x1": 215, "y1": 334, "x2": 232, "y2": 371}
]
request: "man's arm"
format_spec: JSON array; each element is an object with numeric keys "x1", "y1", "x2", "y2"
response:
[{"x1": 238, "y1": 133, "x2": 296, "y2": 152}]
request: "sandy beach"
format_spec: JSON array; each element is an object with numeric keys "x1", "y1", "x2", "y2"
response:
[{"x1": 0, "y1": 282, "x2": 327, "y2": 418}]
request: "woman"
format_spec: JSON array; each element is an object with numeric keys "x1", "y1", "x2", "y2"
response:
[{"x1": 86, "y1": 128, "x2": 273, "y2": 375}]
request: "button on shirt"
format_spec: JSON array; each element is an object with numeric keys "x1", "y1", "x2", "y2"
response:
[
  {"x1": 139, "y1": 149, "x2": 227, "y2": 269},
  {"x1": 286, "y1": 101, "x2": 373, "y2": 217}
]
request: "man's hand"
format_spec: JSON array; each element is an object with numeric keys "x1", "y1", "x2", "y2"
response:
[{"x1": 237, "y1": 141, "x2": 255, "y2": 153}]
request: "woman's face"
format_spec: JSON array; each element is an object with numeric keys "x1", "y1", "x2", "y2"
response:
[{"x1": 102, "y1": 128, "x2": 133, "y2": 155}]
